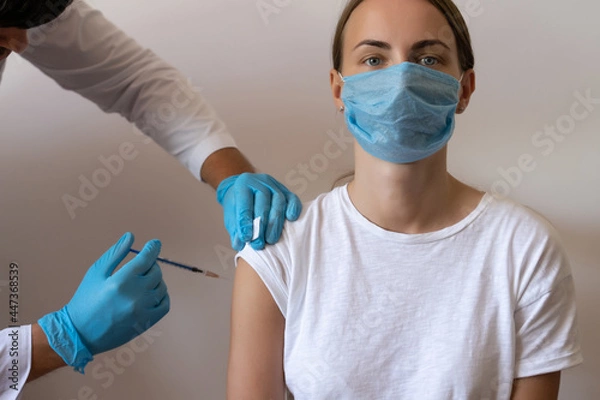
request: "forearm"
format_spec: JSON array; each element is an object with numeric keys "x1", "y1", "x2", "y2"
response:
[
  {"x1": 201, "y1": 148, "x2": 256, "y2": 189},
  {"x1": 510, "y1": 372, "x2": 561, "y2": 400},
  {"x1": 27, "y1": 324, "x2": 66, "y2": 382}
]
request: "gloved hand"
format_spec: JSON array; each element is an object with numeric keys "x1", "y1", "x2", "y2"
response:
[
  {"x1": 38, "y1": 232, "x2": 170, "y2": 373},
  {"x1": 217, "y1": 173, "x2": 302, "y2": 251}
]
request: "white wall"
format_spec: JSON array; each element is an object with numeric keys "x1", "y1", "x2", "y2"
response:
[{"x1": 0, "y1": 0, "x2": 598, "y2": 398}]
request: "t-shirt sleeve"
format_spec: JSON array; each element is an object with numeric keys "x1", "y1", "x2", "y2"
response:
[
  {"x1": 513, "y1": 223, "x2": 583, "y2": 378},
  {"x1": 236, "y1": 245, "x2": 290, "y2": 318}
]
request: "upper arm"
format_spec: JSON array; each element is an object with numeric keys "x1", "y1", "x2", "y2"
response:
[
  {"x1": 227, "y1": 258, "x2": 286, "y2": 400},
  {"x1": 513, "y1": 222, "x2": 582, "y2": 379},
  {"x1": 510, "y1": 372, "x2": 561, "y2": 400}
]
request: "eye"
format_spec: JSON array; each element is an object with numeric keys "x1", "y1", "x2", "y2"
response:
[
  {"x1": 364, "y1": 57, "x2": 383, "y2": 67},
  {"x1": 419, "y1": 56, "x2": 439, "y2": 67}
]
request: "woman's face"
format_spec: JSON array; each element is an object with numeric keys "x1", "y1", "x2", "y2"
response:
[{"x1": 331, "y1": 0, "x2": 475, "y2": 112}]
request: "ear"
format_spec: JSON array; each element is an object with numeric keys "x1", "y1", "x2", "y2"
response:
[
  {"x1": 330, "y1": 68, "x2": 344, "y2": 111},
  {"x1": 456, "y1": 69, "x2": 476, "y2": 114}
]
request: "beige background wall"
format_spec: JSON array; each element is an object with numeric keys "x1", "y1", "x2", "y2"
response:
[{"x1": 0, "y1": 0, "x2": 598, "y2": 398}]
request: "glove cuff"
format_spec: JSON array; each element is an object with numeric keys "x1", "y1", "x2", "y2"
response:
[
  {"x1": 216, "y1": 174, "x2": 241, "y2": 205},
  {"x1": 38, "y1": 308, "x2": 94, "y2": 374}
]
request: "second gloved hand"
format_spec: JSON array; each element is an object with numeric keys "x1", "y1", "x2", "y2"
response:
[
  {"x1": 38, "y1": 232, "x2": 170, "y2": 372},
  {"x1": 217, "y1": 173, "x2": 302, "y2": 251}
]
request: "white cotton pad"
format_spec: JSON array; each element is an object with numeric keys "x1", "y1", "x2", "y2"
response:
[{"x1": 252, "y1": 217, "x2": 261, "y2": 241}]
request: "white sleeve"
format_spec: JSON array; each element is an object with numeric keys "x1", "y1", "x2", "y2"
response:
[
  {"x1": 235, "y1": 245, "x2": 290, "y2": 318},
  {"x1": 513, "y1": 227, "x2": 583, "y2": 378},
  {"x1": 20, "y1": 0, "x2": 237, "y2": 180},
  {"x1": 0, "y1": 325, "x2": 32, "y2": 400}
]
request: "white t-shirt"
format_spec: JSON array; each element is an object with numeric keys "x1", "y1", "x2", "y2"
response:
[
  {"x1": 237, "y1": 186, "x2": 583, "y2": 400},
  {"x1": 0, "y1": 0, "x2": 237, "y2": 179}
]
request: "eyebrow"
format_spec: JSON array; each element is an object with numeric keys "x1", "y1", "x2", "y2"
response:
[
  {"x1": 353, "y1": 39, "x2": 391, "y2": 51},
  {"x1": 412, "y1": 39, "x2": 450, "y2": 51},
  {"x1": 353, "y1": 39, "x2": 451, "y2": 52}
]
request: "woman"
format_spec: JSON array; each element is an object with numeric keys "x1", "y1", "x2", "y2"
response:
[{"x1": 227, "y1": 0, "x2": 583, "y2": 398}]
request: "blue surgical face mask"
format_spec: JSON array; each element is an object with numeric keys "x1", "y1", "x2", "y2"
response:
[{"x1": 339, "y1": 62, "x2": 463, "y2": 164}]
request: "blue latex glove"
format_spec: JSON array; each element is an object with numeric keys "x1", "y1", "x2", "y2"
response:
[
  {"x1": 38, "y1": 233, "x2": 170, "y2": 373},
  {"x1": 217, "y1": 173, "x2": 302, "y2": 251}
]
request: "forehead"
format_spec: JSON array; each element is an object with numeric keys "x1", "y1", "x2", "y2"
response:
[{"x1": 344, "y1": 0, "x2": 457, "y2": 50}]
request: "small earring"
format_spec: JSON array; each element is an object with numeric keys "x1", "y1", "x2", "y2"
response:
[{"x1": 339, "y1": 106, "x2": 345, "y2": 112}]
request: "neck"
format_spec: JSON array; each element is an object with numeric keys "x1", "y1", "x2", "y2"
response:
[{"x1": 348, "y1": 144, "x2": 480, "y2": 234}]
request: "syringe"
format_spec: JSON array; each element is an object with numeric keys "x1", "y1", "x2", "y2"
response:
[{"x1": 129, "y1": 249, "x2": 223, "y2": 279}]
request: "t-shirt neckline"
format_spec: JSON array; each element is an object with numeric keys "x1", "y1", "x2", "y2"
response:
[{"x1": 339, "y1": 184, "x2": 492, "y2": 244}]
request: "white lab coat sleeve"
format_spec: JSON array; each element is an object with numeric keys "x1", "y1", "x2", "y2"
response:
[
  {"x1": 0, "y1": 325, "x2": 32, "y2": 400},
  {"x1": 19, "y1": 0, "x2": 237, "y2": 180}
]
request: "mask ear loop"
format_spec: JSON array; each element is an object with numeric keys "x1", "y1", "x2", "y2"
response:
[
  {"x1": 337, "y1": 71, "x2": 346, "y2": 112},
  {"x1": 457, "y1": 71, "x2": 466, "y2": 112}
]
